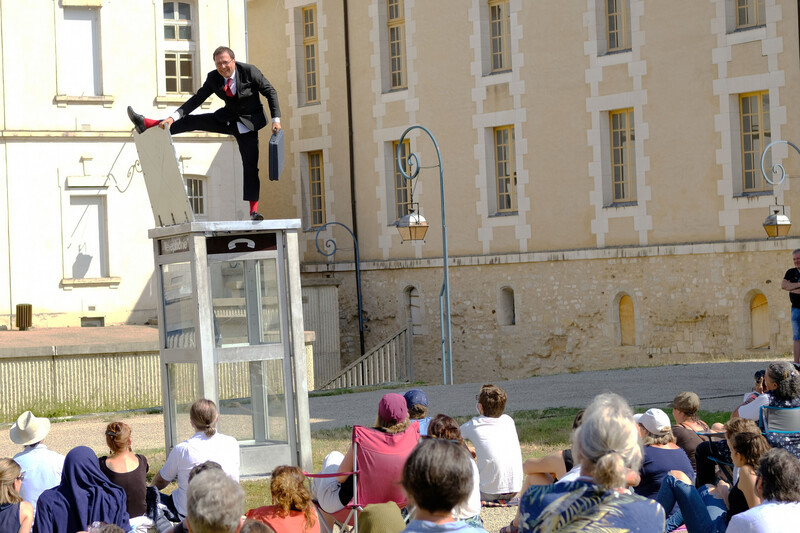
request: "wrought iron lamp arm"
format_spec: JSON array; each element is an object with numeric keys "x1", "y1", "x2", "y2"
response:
[
  {"x1": 314, "y1": 222, "x2": 365, "y2": 355},
  {"x1": 761, "y1": 140, "x2": 800, "y2": 186}
]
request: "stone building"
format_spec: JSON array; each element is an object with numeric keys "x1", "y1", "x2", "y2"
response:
[
  {"x1": 247, "y1": 0, "x2": 800, "y2": 383},
  {"x1": 0, "y1": 1, "x2": 248, "y2": 328}
]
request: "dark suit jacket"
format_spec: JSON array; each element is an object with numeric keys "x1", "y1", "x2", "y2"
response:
[{"x1": 176, "y1": 61, "x2": 280, "y2": 132}]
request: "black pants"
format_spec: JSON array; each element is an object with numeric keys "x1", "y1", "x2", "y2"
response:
[
  {"x1": 695, "y1": 439, "x2": 732, "y2": 487},
  {"x1": 170, "y1": 113, "x2": 261, "y2": 202}
]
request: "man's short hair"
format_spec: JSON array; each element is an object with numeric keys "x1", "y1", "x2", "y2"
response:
[
  {"x1": 402, "y1": 438, "x2": 472, "y2": 513},
  {"x1": 213, "y1": 46, "x2": 235, "y2": 60},
  {"x1": 478, "y1": 384, "x2": 507, "y2": 418},
  {"x1": 186, "y1": 469, "x2": 244, "y2": 533},
  {"x1": 758, "y1": 448, "x2": 800, "y2": 502}
]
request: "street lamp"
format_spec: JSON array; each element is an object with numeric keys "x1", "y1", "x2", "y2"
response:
[
  {"x1": 315, "y1": 222, "x2": 365, "y2": 356},
  {"x1": 395, "y1": 125, "x2": 453, "y2": 385},
  {"x1": 760, "y1": 140, "x2": 798, "y2": 237}
]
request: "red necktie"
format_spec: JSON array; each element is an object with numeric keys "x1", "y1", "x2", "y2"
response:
[{"x1": 224, "y1": 78, "x2": 234, "y2": 97}]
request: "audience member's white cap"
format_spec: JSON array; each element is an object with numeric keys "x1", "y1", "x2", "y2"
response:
[{"x1": 633, "y1": 408, "x2": 671, "y2": 436}]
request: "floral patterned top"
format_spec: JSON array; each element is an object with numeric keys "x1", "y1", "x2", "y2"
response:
[
  {"x1": 519, "y1": 479, "x2": 664, "y2": 533},
  {"x1": 761, "y1": 394, "x2": 800, "y2": 458}
]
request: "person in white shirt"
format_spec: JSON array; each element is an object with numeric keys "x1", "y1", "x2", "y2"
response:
[
  {"x1": 459, "y1": 384, "x2": 523, "y2": 502},
  {"x1": 727, "y1": 448, "x2": 800, "y2": 533},
  {"x1": 152, "y1": 398, "x2": 240, "y2": 520},
  {"x1": 9, "y1": 411, "x2": 65, "y2": 511}
]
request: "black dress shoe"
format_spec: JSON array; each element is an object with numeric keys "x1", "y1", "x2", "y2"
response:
[
  {"x1": 127, "y1": 106, "x2": 146, "y2": 134},
  {"x1": 250, "y1": 211, "x2": 264, "y2": 221}
]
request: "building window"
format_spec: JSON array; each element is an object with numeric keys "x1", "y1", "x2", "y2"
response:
[
  {"x1": 387, "y1": 0, "x2": 407, "y2": 90},
  {"x1": 498, "y1": 287, "x2": 515, "y2": 326},
  {"x1": 185, "y1": 176, "x2": 206, "y2": 218},
  {"x1": 308, "y1": 151, "x2": 325, "y2": 227},
  {"x1": 405, "y1": 286, "x2": 422, "y2": 335},
  {"x1": 302, "y1": 5, "x2": 319, "y2": 104},
  {"x1": 736, "y1": 0, "x2": 766, "y2": 30},
  {"x1": 393, "y1": 139, "x2": 412, "y2": 220},
  {"x1": 494, "y1": 125, "x2": 516, "y2": 213},
  {"x1": 59, "y1": 7, "x2": 101, "y2": 96},
  {"x1": 610, "y1": 108, "x2": 636, "y2": 203},
  {"x1": 750, "y1": 293, "x2": 769, "y2": 348},
  {"x1": 65, "y1": 195, "x2": 109, "y2": 279},
  {"x1": 163, "y1": 1, "x2": 195, "y2": 94},
  {"x1": 740, "y1": 91, "x2": 771, "y2": 193},
  {"x1": 489, "y1": 0, "x2": 510, "y2": 73},
  {"x1": 606, "y1": 0, "x2": 631, "y2": 52},
  {"x1": 619, "y1": 294, "x2": 635, "y2": 345}
]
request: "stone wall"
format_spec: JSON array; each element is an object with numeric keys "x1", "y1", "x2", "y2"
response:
[{"x1": 303, "y1": 240, "x2": 795, "y2": 384}]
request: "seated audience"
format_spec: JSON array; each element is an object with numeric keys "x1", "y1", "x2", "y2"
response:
[
  {"x1": 152, "y1": 399, "x2": 240, "y2": 520},
  {"x1": 9, "y1": 411, "x2": 65, "y2": 511},
  {"x1": 185, "y1": 469, "x2": 244, "y2": 533},
  {"x1": 312, "y1": 393, "x2": 419, "y2": 515},
  {"x1": 670, "y1": 392, "x2": 710, "y2": 471},
  {"x1": 742, "y1": 370, "x2": 766, "y2": 404},
  {"x1": 459, "y1": 384, "x2": 523, "y2": 502},
  {"x1": 0, "y1": 458, "x2": 34, "y2": 533},
  {"x1": 246, "y1": 465, "x2": 319, "y2": 533},
  {"x1": 655, "y1": 430, "x2": 770, "y2": 532},
  {"x1": 634, "y1": 408, "x2": 694, "y2": 499},
  {"x1": 733, "y1": 361, "x2": 800, "y2": 423},
  {"x1": 695, "y1": 417, "x2": 760, "y2": 487},
  {"x1": 425, "y1": 414, "x2": 482, "y2": 526},
  {"x1": 400, "y1": 438, "x2": 486, "y2": 533},
  {"x1": 727, "y1": 448, "x2": 800, "y2": 533},
  {"x1": 98, "y1": 422, "x2": 150, "y2": 532},
  {"x1": 519, "y1": 392, "x2": 665, "y2": 531},
  {"x1": 162, "y1": 461, "x2": 223, "y2": 533},
  {"x1": 404, "y1": 389, "x2": 431, "y2": 436},
  {"x1": 34, "y1": 446, "x2": 130, "y2": 533}
]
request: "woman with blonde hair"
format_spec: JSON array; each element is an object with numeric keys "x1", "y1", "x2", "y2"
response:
[
  {"x1": 246, "y1": 465, "x2": 319, "y2": 533},
  {"x1": 98, "y1": 422, "x2": 150, "y2": 532},
  {"x1": 634, "y1": 408, "x2": 694, "y2": 499},
  {"x1": 152, "y1": 398, "x2": 240, "y2": 521},
  {"x1": 519, "y1": 393, "x2": 665, "y2": 531},
  {"x1": 0, "y1": 459, "x2": 33, "y2": 533}
]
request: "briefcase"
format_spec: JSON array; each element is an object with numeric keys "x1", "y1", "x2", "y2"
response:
[{"x1": 269, "y1": 129, "x2": 284, "y2": 181}]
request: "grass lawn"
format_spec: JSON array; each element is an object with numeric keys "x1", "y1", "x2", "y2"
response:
[{"x1": 141, "y1": 406, "x2": 731, "y2": 512}]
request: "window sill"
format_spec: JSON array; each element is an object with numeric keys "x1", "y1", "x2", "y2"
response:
[
  {"x1": 726, "y1": 25, "x2": 766, "y2": 46},
  {"x1": 155, "y1": 96, "x2": 212, "y2": 109},
  {"x1": 480, "y1": 71, "x2": 512, "y2": 87},
  {"x1": 54, "y1": 95, "x2": 114, "y2": 108},
  {"x1": 489, "y1": 211, "x2": 518, "y2": 218},
  {"x1": 61, "y1": 277, "x2": 121, "y2": 290},
  {"x1": 604, "y1": 201, "x2": 638, "y2": 208},
  {"x1": 596, "y1": 50, "x2": 632, "y2": 67},
  {"x1": 735, "y1": 190, "x2": 773, "y2": 199}
]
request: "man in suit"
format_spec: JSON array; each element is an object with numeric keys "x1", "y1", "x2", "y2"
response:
[{"x1": 128, "y1": 46, "x2": 281, "y2": 221}]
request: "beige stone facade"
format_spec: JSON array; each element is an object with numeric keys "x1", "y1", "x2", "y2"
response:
[{"x1": 246, "y1": 0, "x2": 800, "y2": 383}]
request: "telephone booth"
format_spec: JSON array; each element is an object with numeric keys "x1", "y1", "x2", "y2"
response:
[{"x1": 148, "y1": 220, "x2": 312, "y2": 474}]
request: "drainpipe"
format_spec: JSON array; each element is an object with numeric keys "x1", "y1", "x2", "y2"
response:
[
  {"x1": 343, "y1": 0, "x2": 358, "y2": 241},
  {"x1": 1, "y1": 0, "x2": 12, "y2": 330}
]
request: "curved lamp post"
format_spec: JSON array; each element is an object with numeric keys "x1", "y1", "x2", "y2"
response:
[
  {"x1": 315, "y1": 222, "x2": 365, "y2": 356},
  {"x1": 396, "y1": 125, "x2": 453, "y2": 385},
  {"x1": 761, "y1": 140, "x2": 797, "y2": 237}
]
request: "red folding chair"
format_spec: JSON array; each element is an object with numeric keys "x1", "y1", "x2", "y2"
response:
[{"x1": 306, "y1": 422, "x2": 420, "y2": 532}]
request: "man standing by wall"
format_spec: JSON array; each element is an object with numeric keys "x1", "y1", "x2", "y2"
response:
[
  {"x1": 781, "y1": 249, "x2": 800, "y2": 364},
  {"x1": 128, "y1": 46, "x2": 281, "y2": 221}
]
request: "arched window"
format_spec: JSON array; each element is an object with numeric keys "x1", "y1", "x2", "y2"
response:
[
  {"x1": 750, "y1": 293, "x2": 770, "y2": 349},
  {"x1": 405, "y1": 286, "x2": 421, "y2": 335},
  {"x1": 619, "y1": 294, "x2": 635, "y2": 346},
  {"x1": 498, "y1": 287, "x2": 515, "y2": 326}
]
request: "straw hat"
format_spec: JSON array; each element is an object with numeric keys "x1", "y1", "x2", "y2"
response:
[{"x1": 10, "y1": 411, "x2": 51, "y2": 445}]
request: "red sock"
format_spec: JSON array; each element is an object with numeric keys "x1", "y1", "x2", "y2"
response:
[
  {"x1": 249, "y1": 201, "x2": 258, "y2": 214},
  {"x1": 143, "y1": 117, "x2": 160, "y2": 129}
]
